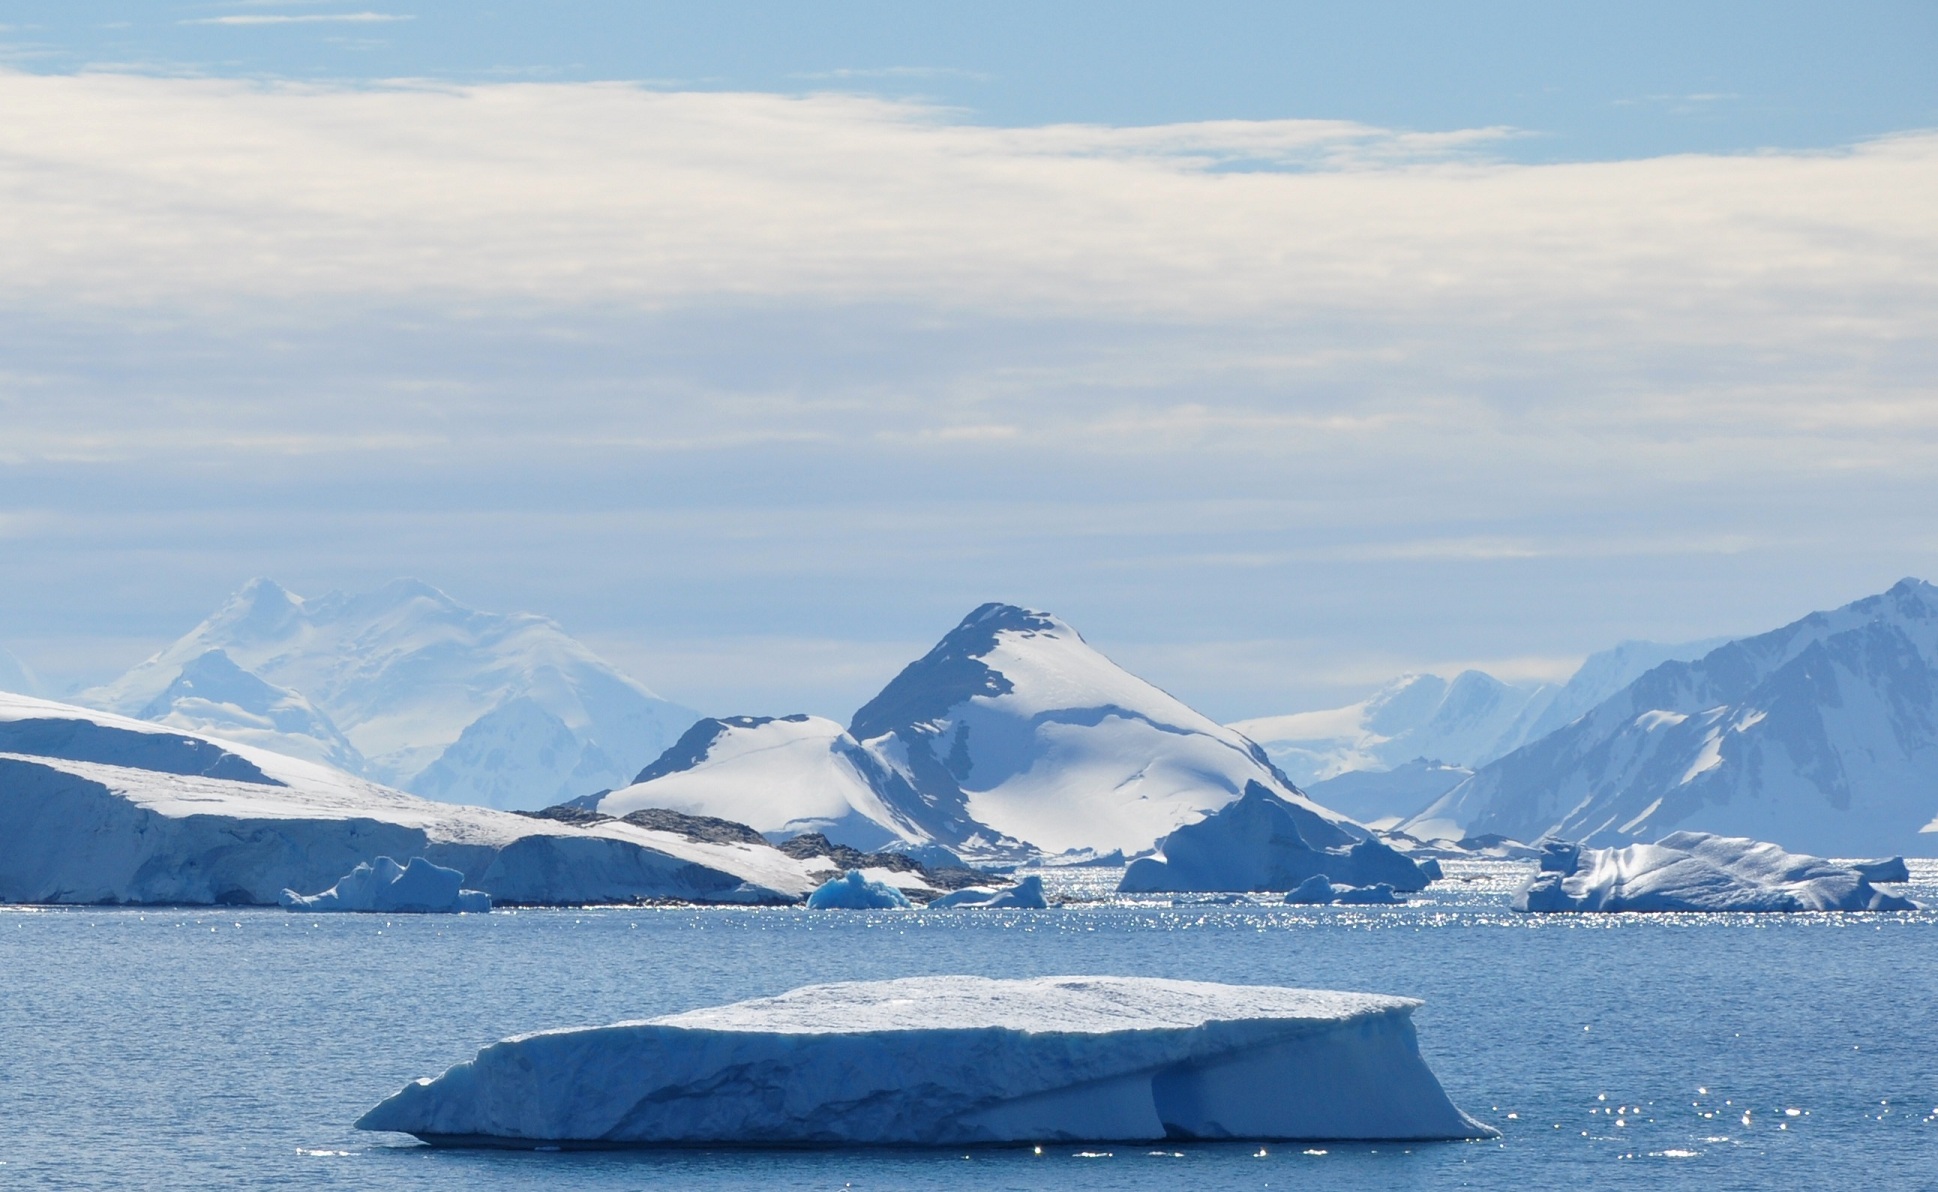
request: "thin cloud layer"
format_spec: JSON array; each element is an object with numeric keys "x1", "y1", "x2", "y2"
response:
[
  {"x1": 0, "y1": 70, "x2": 1933, "y2": 714},
  {"x1": 1, "y1": 70, "x2": 1930, "y2": 330}
]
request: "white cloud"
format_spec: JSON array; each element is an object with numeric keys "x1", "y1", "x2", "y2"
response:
[{"x1": 181, "y1": 12, "x2": 413, "y2": 26}]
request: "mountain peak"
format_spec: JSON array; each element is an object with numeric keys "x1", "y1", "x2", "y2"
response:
[{"x1": 849, "y1": 604, "x2": 1065, "y2": 742}]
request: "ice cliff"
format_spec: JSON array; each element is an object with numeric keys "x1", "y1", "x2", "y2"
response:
[{"x1": 0, "y1": 692, "x2": 820, "y2": 906}]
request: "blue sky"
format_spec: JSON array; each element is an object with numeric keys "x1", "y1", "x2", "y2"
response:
[{"x1": 0, "y1": 3, "x2": 1934, "y2": 720}]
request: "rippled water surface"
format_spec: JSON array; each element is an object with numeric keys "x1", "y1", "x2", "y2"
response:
[{"x1": 4, "y1": 860, "x2": 1937, "y2": 1190}]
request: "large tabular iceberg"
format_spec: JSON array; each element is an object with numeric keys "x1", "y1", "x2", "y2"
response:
[
  {"x1": 281, "y1": 856, "x2": 491, "y2": 914},
  {"x1": 1514, "y1": 832, "x2": 1920, "y2": 912},
  {"x1": 357, "y1": 975, "x2": 1492, "y2": 1146},
  {"x1": 1118, "y1": 783, "x2": 1438, "y2": 894}
]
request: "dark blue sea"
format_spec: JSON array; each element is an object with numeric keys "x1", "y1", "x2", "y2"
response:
[{"x1": 4, "y1": 861, "x2": 1936, "y2": 1191}]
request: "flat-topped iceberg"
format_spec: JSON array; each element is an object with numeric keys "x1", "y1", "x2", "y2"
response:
[
  {"x1": 929, "y1": 875, "x2": 1049, "y2": 909},
  {"x1": 357, "y1": 975, "x2": 1492, "y2": 1146},
  {"x1": 1283, "y1": 876, "x2": 1404, "y2": 905},
  {"x1": 1515, "y1": 832, "x2": 1920, "y2": 913},
  {"x1": 281, "y1": 856, "x2": 491, "y2": 914},
  {"x1": 1119, "y1": 783, "x2": 1438, "y2": 894},
  {"x1": 803, "y1": 869, "x2": 912, "y2": 909}
]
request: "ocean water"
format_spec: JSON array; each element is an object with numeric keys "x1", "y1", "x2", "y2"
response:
[{"x1": 3, "y1": 860, "x2": 1936, "y2": 1191}]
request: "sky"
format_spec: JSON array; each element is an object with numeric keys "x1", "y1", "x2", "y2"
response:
[{"x1": 1, "y1": 2, "x2": 1935, "y2": 722}]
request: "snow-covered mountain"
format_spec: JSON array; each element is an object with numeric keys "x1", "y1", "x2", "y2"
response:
[
  {"x1": 594, "y1": 715, "x2": 925, "y2": 851},
  {"x1": 135, "y1": 649, "x2": 365, "y2": 773},
  {"x1": 1302, "y1": 759, "x2": 1474, "y2": 827},
  {"x1": 1232, "y1": 636, "x2": 1729, "y2": 788},
  {"x1": 847, "y1": 603, "x2": 1354, "y2": 856},
  {"x1": 1230, "y1": 671, "x2": 1555, "y2": 786},
  {"x1": 1407, "y1": 579, "x2": 1938, "y2": 857},
  {"x1": 80, "y1": 579, "x2": 698, "y2": 811},
  {"x1": 0, "y1": 690, "x2": 820, "y2": 905},
  {"x1": 597, "y1": 603, "x2": 1380, "y2": 859}
]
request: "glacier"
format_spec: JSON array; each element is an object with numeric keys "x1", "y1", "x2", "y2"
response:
[
  {"x1": 1118, "y1": 783, "x2": 1438, "y2": 894},
  {"x1": 803, "y1": 869, "x2": 913, "y2": 909},
  {"x1": 1514, "y1": 832, "x2": 1920, "y2": 913},
  {"x1": 1408, "y1": 579, "x2": 1938, "y2": 856},
  {"x1": 80, "y1": 578, "x2": 698, "y2": 811},
  {"x1": 0, "y1": 692, "x2": 822, "y2": 906},
  {"x1": 355, "y1": 975, "x2": 1493, "y2": 1146},
  {"x1": 281, "y1": 856, "x2": 491, "y2": 914}
]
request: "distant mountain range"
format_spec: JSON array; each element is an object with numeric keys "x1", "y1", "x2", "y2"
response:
[
  {"x1": 594, "y1": 602, "x2": 1374, "y2": 859},
  {"x1": 77, "y1": 579, "x2": 697, "y2": 811},
  {"x1": 1229, "y1": 637, "x2": 1727, "y2": 823},
  {"x1": 1407, "y1": 579, "x2": 1938, "y2": 856},
  {"x1": 23, "y1": 576, "x2": 1938, "y2": 858}
]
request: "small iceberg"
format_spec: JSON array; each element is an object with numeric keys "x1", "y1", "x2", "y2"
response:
[
  {"x1": 1119, "y1": 783, "x2": 1437, "y2": 894},
  {"x1": 356, "y1": 975, "x2": 1494, "y2": 1146},
  {"x1": 928, "y1": 875, "x2": 1048, "y2": 909},
  {"x1": 1514, "y1": 832, "x2": 1921, "y2": 913},
  {"x1": 803, "y1": 869, "x2": 912, "y2": 909},
  {"x1": 280, "y1": 856, "x2": 491, "y2": 914},
  {"x1": 1283, "y1": 876, "x2": 1404, "y2": 905}
]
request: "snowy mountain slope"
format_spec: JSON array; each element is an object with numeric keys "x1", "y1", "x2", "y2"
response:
[
  {"x1": 845, "y1": 603, "x2": 1361, "y2": 856},
  {"x1": 1231, "y1": 636, "x2": 1732, "y2": 787},
  {"x1": 1510, "y1": 636, "x2": 1732, "y2": 746},
  {"x1": 1406, "y1": 579, "x2": 1938, "y2": 856},
  {"x1": 1302, "y1": 759, "x2": 1474, "y2": 826},
  {"x1": 136, "y1": 649, "x2": 365, "y2": 773},
  {"x1": 80, "y1": 579, "x2": 698, "y2": 810},
  {"x1": 0, "y1": 691, "x2": 818, "y2": 905},
  {"x1": 593, "y1": 715, "x2": 925, "y2": 851},
  {"x1": 1230, "y1": 672, "x2": 1554, "y2": 785}
]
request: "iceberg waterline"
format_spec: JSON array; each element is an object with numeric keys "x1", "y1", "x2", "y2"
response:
[{"x1": 356, "y1": 975, "x2": 1493, "y2": 1147}]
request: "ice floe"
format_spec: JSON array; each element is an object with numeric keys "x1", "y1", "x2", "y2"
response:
[
  {"x1": 281, "y1": 856, "x2": 490, "y2": 914},
  {"x1": 928, "y1": 875, "x2": 1048, "y2": 908},
  {"x1": 1282, "y1": 876, "x2": 1404, "y2": 905}
]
